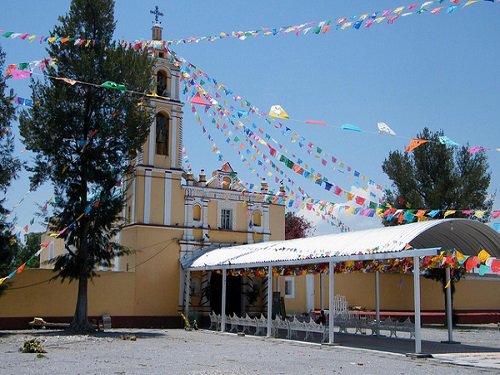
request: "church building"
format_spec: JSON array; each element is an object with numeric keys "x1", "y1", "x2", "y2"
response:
[{"x1": 35, "y1": 18, "x2": 285, "y2": 326}]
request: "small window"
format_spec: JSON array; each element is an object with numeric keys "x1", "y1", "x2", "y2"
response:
[
  {"x1": 156, "y1": 113, "x2": 169, "y2": 156},
  {"x1": 253, "y1": 211, "x2": 262, "y2": 227},
  {"x1": 48, "y1": 241, "x2": 55, "y2": 260},
  {"x1": 156, "y1": 71, "x2": 168, "y2": 96},
  {"x1": 193, "y1": 204, "x2": 201, "y2": 221},
  {"x1": 284, "y1": 277, "x2": 295, "y2": 299},
  {"x1": 220, "y1": 209, "x2": 232, "y2": 230}
]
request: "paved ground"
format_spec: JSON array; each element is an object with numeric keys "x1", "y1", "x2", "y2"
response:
[{"x1": 0, "y1": 325, "x2": 498, "y2": 374}]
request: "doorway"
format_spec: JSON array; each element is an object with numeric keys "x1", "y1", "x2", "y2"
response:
[{"x1": 210, "y1": 273, "x2": 242, "y2": 316}]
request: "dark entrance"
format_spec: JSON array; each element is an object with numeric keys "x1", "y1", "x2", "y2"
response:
[{"x1": 210, "y1": 272, "x2": 242, "y2": 316}]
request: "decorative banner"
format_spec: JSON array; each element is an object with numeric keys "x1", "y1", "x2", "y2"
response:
[
  {"x1": 1, "y1": 1, "x2": 497, "y2": 50},
  {"x1": 468, "y1": 146, "x2": 490, "y2": 154},
  {"x1": 13, "y1": 96, "x2": 33, "y2": 107},
  {"x1": 4, "y1": 58, "x2": 55, "y2": 77},
  {"x1": 224, "y1": 249, "x2": 500, "y2": 278},
  {"x1": 377, "y1": 122, "x2": 397, "y2": 136},
  {"x1": 438, "y1": 135, "x2": 460, "y2": 146},
  {"x1": 269, "y1": 105, "x2": 289, "y2": 119},
  {"x1": 190, "y1": 92, "x2": 213, "y2": 106},
  {"x1": 177, "y1": 56, "x2": 387, "y2": 195},
  {"x1": 405, "y1": 138, "x2": 429, "y2": 152},
  {"x1": 0, "y1": 247, "x2": 43, "y2": 286},
  {"x1": 188, "y1": 79, "x2": 376, "y2": 207},
  {"x1": 185, "y1": 85, "x2": 351, "y2": 232},
  {"x1": 178, "y1": 54, "x2": 499, "y2": 223}
]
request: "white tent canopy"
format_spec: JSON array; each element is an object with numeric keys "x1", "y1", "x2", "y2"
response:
[
  {"x1": 182, "y1": 219, "x2": 499, "y2": 271},
  {"x1": 181, "y1": 219, "x2": 499, "y2": 354}
]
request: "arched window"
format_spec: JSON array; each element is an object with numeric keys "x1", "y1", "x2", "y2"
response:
[
  {"x1": 253, "y1": 211, "x2": 262, "y2": 227},
  {"x1": 193, "y1": 204, "x2": 201, "y2": 221},
  {"x1": 156, "y1": 113, "x2": 169, "y2": 156},
  {"x1": 156, "y1": 71, "x2": 168, "y2": 97}
]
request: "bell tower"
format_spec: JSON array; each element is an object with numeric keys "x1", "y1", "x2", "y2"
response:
[{"x1": 123, "y1": 6, "x2": 184, "y2": 228}]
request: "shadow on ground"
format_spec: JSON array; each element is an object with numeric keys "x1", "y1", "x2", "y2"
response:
[{"x1": 330, "y1": 332, "x2": 500, "y2": 355}]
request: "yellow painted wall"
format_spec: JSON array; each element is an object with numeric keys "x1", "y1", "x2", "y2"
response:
[
  {"x1": 39, "y1": 234, "x2": 65, "y2": 269},
  {"x1": 150, "y1": 171, "x2": 165, "y2": 224},
  {"x1": 135, "y1": 172, "x2": 145, "y2": 223},
  {"x1": 170, "y1": 175, "x2": 185, "y2": 226},
  {"x1": 0, "y1": 269, "x2": 135, "y2": 318},
  {"x1": 269, "y1": 205, "x2": 285, "y2": 240},
  {"x1": 207, "y1": 201, "x2": 218, "y2": 229},
  {"x1": 122, "y1": 225, "x2": 184, "y2": 316},
  {"x1": 278, "y1": 272, "x2": 500, "y2": 314},
  {"x1": 454, "y1": 277, "x2": 500, "y2": 310}
]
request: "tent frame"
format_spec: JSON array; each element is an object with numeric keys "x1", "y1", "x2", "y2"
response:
[{"x1": 183, "y1": 247, "x2": 441, "y2": 354}]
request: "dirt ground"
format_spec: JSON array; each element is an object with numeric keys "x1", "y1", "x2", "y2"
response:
[{"x1": 0, "y1": 325, "x2": 499, "y2": 374}]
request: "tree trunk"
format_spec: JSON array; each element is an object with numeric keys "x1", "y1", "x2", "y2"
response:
[{"x1": 69, "y1": 269, "x2": 93, "y2": 333}]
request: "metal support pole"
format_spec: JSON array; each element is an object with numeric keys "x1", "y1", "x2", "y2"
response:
[
  {"x1": 320, "y1": 273, "x2": 324, "y2": 310},
  {"x1": 445, "y1": 267, "x2": 454, "y2": 342},
  {"x1": 221, "y1": 269, "x2": 227, "y2": 333},
  {"x1": 328, "y1": 261, "x2": 335, "y2": 344},
  {"x1": 375, "y1": 270, "x2": 380, "y2": 335},
  {"x1": 184, "y1": 270, "x2": 191, "y2": 320},
  {"x1": 267, "y1": 265, "x2": 273, "y2": 337},
  {"x1": 413, "y1": 256, "x2": 422, "y2": 354}
]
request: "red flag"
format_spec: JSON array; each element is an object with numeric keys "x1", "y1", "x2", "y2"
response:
[
  {"x1": 491, "y1": 259, "x2": 500, "y2": 274},
  {"x1": 355, "y1": 196, "x2": 366, "y2": 205},
  {"x1": 190, "y1": 92, "x2": 212, "y2": 106}
]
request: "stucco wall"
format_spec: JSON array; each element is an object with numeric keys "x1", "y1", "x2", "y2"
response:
[
  {"x1": 279, "y1": 272, "x2": 499, "y2": 314},
  {"x1": 0, "y1": 269, "x2": 135, "y2": 318}
]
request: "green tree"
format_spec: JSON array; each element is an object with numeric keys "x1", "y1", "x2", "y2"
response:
[
  {"x1": 0, "y1": 45, "x2": 22, "y2": 294},
  {"x1": 285, "y1": 211, "x2": 314, "y2": 239},
  {"x1": 382, "y1": 127, "x2": 492, "y2": 326},
  {"x1": 13, "y1": 232, "x2": 42, "y2": 269},
  {"x1": 382, "y1": 127, "x2": 492, "y2": 218},
  {"x1": 19, "y1": 0, "x2": 153, "y2": 331}
]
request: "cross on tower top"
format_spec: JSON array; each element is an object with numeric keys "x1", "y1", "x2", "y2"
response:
[{"x1": 150, "y1": 6, "x2": 164, "y2": 25}]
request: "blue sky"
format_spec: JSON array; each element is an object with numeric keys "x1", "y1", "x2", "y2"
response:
[{"x1": 1, "y1": 0, "x2": 499, "y2": 235}]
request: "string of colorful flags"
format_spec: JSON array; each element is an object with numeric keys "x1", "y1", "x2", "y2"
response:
[
  {"x1": 188, "y1": 83, "x2": 377, "y2": 216},
  {"x1": 184, "y1": 86, "x2": 352, "y2": 232},
  {"x1": 266, "y1": 106, "x2": 499, "y2": 155},
  {"x1": 222, "y1": 248, "x2": 500, "y2": 278},
  {"x1": 0, "y1": 180, "x2": 124, "y2": 286},
  {"x1": 0, "y1": 247, "x2": 44, "y2": 286},
  {"x1": 183, "y1": 77, "x2": 500, "y2": 228},
  {"x1": 176, "y1": 57, "x2": 386, "y2": 195},
  {"x1": 4, "y1": 58, "x2": 56, "y2": 78},
  {"x1": 186, "y1": 88, "x2": 353, "y2": 232},
  {"x1": 177, "y1": 55, "x2": 500, "y2": 223},
  {"x1": 7, "y1": 54, "x2": 497, "y2": 161},
  {"x1": 1, "y1": 1, "x2": 496, "y2": 50},
  {"x1": 5, "y1": 60, "x2": 499, "y2": 226}
]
